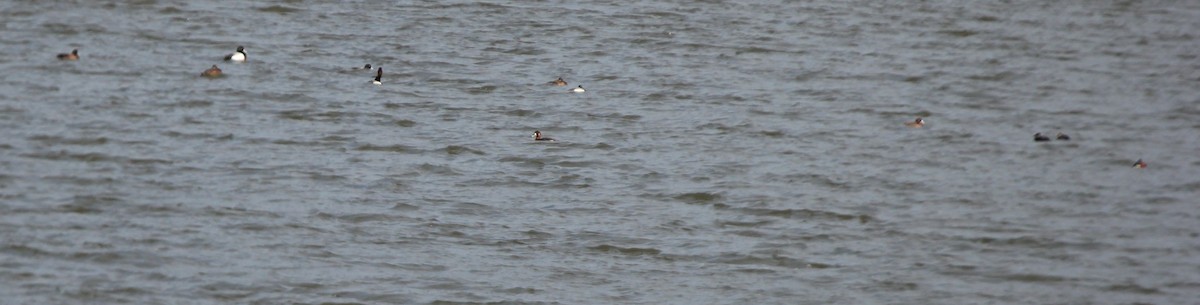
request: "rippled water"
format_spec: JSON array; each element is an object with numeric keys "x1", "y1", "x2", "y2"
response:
[{"x1": 2, "y1": 1, "x2": 1199, "y2": 304}]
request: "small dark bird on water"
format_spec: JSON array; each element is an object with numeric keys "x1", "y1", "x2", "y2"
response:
[
  {"x1": 532, "y1": 130, "x2": 556, "y2": 142},
  {"x1": 201, "y1": 65, "x2": 222, "y2": 77},
  {"x1": 905, "y1": 117, "x2": 925, "y2": 128},
  {"x1": 57, "y1": 49, "x2": 79, "y2": 60},
  {"x1": 1132, "y1": 159, "x2": 1147, "y2": 168},
  {"x1": 1034, "y1": 133, "x2": 1051, "y2": 142},
  {"x1": 371, "y1": 67, "x2": 382, "y2": 85},
  {"x1": 1056, "y1": 133, "x2": 1070, "y2": 141}
]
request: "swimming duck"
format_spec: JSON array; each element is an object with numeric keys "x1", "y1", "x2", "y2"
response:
[
  {"x1": 224, "y1": 46, "x2": 246, "y2": 62},
  {"x1": 1034, "y1": 133, "x2": 1051, "y2": 142},
  {"x1": 356, "y1": 64, "x2": 372, "y2": 70},
  {"x1": 1132, "y1": 159, "x2": 1147, "y2": 168},
  {"x1": 1056, "y1": 133, "x2": 1070, "y2": 141},
  {"x1": 547, "y1": 77, "x2": 567, "y2": 86},
  {"x1": 532, "y1": 130, "x2": 555, "y2": 141},
  {"x1": 371, "y1": 67, "x2": 382, "y2": 85},
  {"x1": 201, "y1": 65, "x2": 222, "y2": 77},
  {"x1": 904, "y1": 117, "x2": 925, "y2": 128},
  {"x1": 57, "y1": 49, "x2": 79, "y2": 60},
  {"x1": 569, "y1": 85, "x2": 585, "y2": 93}
]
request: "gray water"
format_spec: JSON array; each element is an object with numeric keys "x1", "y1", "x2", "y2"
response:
[{"x1": 2, "y1": 0, "x2": 1199, "y2": 304}]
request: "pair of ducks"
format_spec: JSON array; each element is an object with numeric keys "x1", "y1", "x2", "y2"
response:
[
  {"x1": 1034, "y1": 132, "x2": 1071, "y2": 142},
  {"x1": 201, "y1": 46, "x2": 248, "y2": 77},
  {"x1": 547, "y1": 77, "x2": 585, "y2": 92},
  {"x1": 343, "y1": 64, "x2": 384, "y2": 85}
]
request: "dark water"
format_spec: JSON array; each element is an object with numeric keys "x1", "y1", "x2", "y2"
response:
[{"x1": 2, "y1": 1, "x2": 1199, "y2": 304}]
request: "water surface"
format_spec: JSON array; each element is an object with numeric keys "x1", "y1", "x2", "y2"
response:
[{"x1": 2, "y1": 1, "x2": 1199, "y2": 304}]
